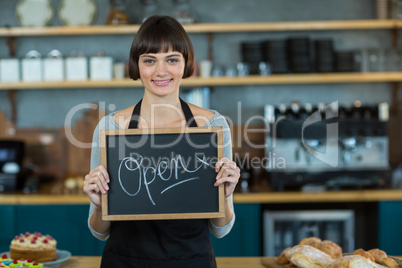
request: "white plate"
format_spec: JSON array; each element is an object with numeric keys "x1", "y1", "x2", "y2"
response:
[
  {"x1": 58, "y1": 0, "x2": 97, "y2": 26},
  {"x1": 1, "y1": 249, "x2": 71, "y2": 267},
  {"x1": 16, "y1": 0, "x2": 54, "y2": 27}
]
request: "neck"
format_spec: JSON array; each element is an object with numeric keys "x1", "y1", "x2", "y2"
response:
[{"x1": 139, "y1": 93, "x2": 186, "y2": 128}]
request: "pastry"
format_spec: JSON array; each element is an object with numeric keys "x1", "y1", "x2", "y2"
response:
[
  {"x1": 9, "y1": 232, "x2": 57, "y2": 262},
  {"x1": 285, "y1": 245, "x2": 335, "y2": 268},
  {"x1": 318, "y1": 240, "x2": 343, "y2": 259},
  {"x1": 368, "y1": 249, "x2": 399, "y2": 268},
  {"x1": 330, "y1": 255, "x2": 387, "y2": 268},
  {"x1": 299, "y1": 237, "x2": 322, "y2": 248},
  {"x1": 353, "y1": 248, "x2": 375, "y2": 262}
]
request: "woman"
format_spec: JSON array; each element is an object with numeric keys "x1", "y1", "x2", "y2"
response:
[{"x1": 83, "y1": 15, "x2": 240, "y2": 267}]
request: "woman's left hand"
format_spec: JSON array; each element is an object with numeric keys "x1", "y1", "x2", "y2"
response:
[{"x1": 214, "y1": 157, "x2": 240, "y2": 198}]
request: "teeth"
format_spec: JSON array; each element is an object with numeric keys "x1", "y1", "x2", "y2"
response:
[{"x1": 154, "y1": 79, "x2": 171, "y2": 84}]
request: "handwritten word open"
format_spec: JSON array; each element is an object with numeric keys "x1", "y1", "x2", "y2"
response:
[{"x1": 118, "y1": 154, "x2": 210, "y2": 205}]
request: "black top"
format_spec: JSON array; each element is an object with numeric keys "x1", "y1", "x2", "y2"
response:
[{"x1": 100, "y1": 98, "x2": 217, "y2": 268}]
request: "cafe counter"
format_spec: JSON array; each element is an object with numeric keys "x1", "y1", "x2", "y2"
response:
[
  {"x1": 1, "y1": 189, "x2": 402, "y2": 257},
  {"x1": 2, "y1": 189, "x2": 402, "y2": 204},
  {"x1": 58, "y1": 256, "x2": 267, "y2": 268}
]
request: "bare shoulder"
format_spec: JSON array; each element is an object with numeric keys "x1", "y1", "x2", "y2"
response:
[
  {"x1": 187, "y1": 103, "x2": 215, "y2": 127},
  {"x1": 113, "y1": 105, "x2": 135, "y2": 129}
]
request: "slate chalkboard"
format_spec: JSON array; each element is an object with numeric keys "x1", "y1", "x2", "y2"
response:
[{"x1": 100, "y1": 127, "x2": 224, "y2": 221}]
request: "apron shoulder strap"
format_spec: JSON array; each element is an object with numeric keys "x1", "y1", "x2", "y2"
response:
[
  {"x1": 128, "y1": 99, "x2": 142, "y2": 129},
  {"x1": 180, "y1": 98, "x2": 198, "y2": 128}
]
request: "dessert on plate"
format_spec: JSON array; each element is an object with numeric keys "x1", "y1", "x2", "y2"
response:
[{"x1": 9, "y1": 232, "x2": 57, "y2": 263}]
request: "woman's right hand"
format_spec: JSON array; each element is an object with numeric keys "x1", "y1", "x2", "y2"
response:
[{"x1": 83, "y1": 165, "x2": 110, "y2": 208}]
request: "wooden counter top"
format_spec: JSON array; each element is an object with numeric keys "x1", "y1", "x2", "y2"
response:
[
  {"x1": 56, "y1": 255, "x2": 402, "y2": 268},
  {"x1": 58, "y1": 256, "x2": 266, "y2": 268},
  {"x1": 1, "y1": 189, "x2": 402, "y2": 205},
  {"x1": 233, "y1": 189, "x2": 402, "y2": 203},
  {"x1": 0, "y1": 194, "x2": 89, "y2": 205}
]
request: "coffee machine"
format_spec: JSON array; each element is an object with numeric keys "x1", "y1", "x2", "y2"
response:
[
  {"x1": 264, "y1": 101, "x2": 390, "y2": 191},
  {"x1": 0, "y1": 140, "x2": 25, "y2": 192}
]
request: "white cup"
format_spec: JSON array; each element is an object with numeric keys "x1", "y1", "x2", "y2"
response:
[
  {"x1": 113, "y1": 62, "x2": 126, "y2": 79},
  {"x1": 199, "y1": 60, "x2": 212, "y2": 78}
]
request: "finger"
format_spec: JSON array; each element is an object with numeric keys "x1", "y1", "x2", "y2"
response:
[
  {"x1": 216, "y1": 161, "x2": 238, "y2": 180},
  {"x1": 83, "y1": 183, "x2": 100, "y2": 195},
  {"x1": 214, "y1": 175, "x2": 238, "y2": 187},
  {"x1": 95, "y1": 178, "x2": 107, "y2": 194},
  {"x1": 215, "y1": 168, "x2": 238, "y2": 186},
  {"x1": 97, "y1": 165, "x2": 110, "y2": 183},
  {"x1": 95, "y1": 171, "x2": 109, "y2": 194},
  {"x1": 87, "y1": 170, "x2": 108, "y2": 194},
  {"x1": 215, "y1": 165, "x2": 240, "y2": 187},
  {"x1": 95, "y1": 170, "x2": 109, "y2": 191},
  {"x1": 89, "y1": 183, "x2": 101, "y2": 194},
  {"x1": 215, "y1": 157, "x2": 231, "y2": 172},
  {"x1": 215, "y1": 165, "x2": 225, "y2": 180}
]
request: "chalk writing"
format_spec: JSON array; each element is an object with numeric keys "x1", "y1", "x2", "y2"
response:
[{"x1": 118, "y1": 154, "x2": 210, "y2": 205}]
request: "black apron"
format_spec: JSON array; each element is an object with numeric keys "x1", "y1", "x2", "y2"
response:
[{"x1": 100, "y1": 98, "x2": 217, "y2": 268}]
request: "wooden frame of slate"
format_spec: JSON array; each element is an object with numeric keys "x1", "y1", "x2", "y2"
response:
[{"x1": 100, "y1": 127, "x2": 225, "y2": 221}]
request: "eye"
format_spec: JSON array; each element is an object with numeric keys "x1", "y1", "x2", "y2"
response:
[
  {"x1": 143, "y1": 59, "x2": 155, "y2": 64},
  {"x1": 168, "y1": 58, "x2": 179, "y2": 63}
]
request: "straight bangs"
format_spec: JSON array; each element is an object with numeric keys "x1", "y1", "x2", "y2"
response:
[{"x1": 135, "y1": 25, "x2": 189, "y2": 57}]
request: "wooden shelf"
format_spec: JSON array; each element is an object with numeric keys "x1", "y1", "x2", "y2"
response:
[
  {"x1": 0, "y1": 20, "x2": 399, "y2": 36},
  {"x1": 1, "y1": 73, "x2": 401, "y2": 90}
]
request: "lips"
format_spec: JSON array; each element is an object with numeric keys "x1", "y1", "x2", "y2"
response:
[{"x1": 153, "y1": 79, "x2": 173, "y2": 86}]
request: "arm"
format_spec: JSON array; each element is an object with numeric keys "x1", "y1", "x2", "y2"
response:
[
  {"x1": 209, "y1": 115, "x2": 239, "y2": 238},
  {"x1": 88, "y1": 200, "x2": 111, "y2": 240},
  {"x1": 83, "y1": 117, "x2": 111, "y2": 240}
]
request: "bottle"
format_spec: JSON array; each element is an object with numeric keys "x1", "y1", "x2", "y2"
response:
[
  {"x1": 264, "y1": 105, "x2": 275, "y2": 124},
  {"x1": 107, "y1": 0, "x2": 130, "y2": 25},
  {"x1": 378, "y1": 102, "x2": 389, "y2": 122}
]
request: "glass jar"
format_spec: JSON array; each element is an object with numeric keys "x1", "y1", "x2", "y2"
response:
[{"x1": 107, "y1": 0, "x2": 130, "y2": 25}]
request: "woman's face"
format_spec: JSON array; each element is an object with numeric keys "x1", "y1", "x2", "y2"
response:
[{"x1": 138, "y1": 50, "x2": 185, "y2": 97}]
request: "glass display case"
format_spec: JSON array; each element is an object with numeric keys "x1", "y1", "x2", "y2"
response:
[{"x1": 263, "y1": 210, "x2": 354, "y2": 256}]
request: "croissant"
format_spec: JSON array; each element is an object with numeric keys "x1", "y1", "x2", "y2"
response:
[
  {"x1": 318, "y1": 240, "x2": 343, "y2": 259},
  {"x1": 299, "y1": 237, "x2": 322, "y2": 248},
  {"x1": 368, "y1": 249, "x2": 399, "y2": 268},
  {"x1": 353, "y1": 248, "x2": 375, "y2": 262},
  {"x1": 285, "y1": 245, "x2": 335, "y2": 268},
  {"x1": 330, "y1": 255, "x2": 387, "y2": 268}
]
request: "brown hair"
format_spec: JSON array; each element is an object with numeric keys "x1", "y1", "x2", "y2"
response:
[{"x1": 128, "y1": 15, "x2": 195, "y2": 80}]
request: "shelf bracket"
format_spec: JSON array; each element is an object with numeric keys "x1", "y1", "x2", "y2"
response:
[
  {"x1": 391, "y1": 26, "x2": 399, "y2": 49},
  {"x1": 390, "y1": 26, "x2": 399, "y2": 114},
  {"x1": 207, "y1": 32, "x2": 214, "y2": 62},
  {"x1": 6, "y1": 36, "x2": 17, "y2": 57},
  {"x1": 6, "y1": 90, "x2": 17, "y2": 127},
  {"x1": 5, "y1": 34, "x2": 18, "y2": 127}
]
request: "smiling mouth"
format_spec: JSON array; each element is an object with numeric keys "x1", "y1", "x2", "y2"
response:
[{"x1": 153, "y1": 79, "x2": 173, "y2": 86}]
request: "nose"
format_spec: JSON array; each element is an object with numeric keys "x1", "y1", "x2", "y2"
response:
[{"x1": 155, "y1": 61, "x2": 168, "y2": 77}]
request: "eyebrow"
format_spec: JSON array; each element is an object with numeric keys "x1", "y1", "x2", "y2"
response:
[{"x1": 140, "y1": 53, "x2": 182, "y2": 59}]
